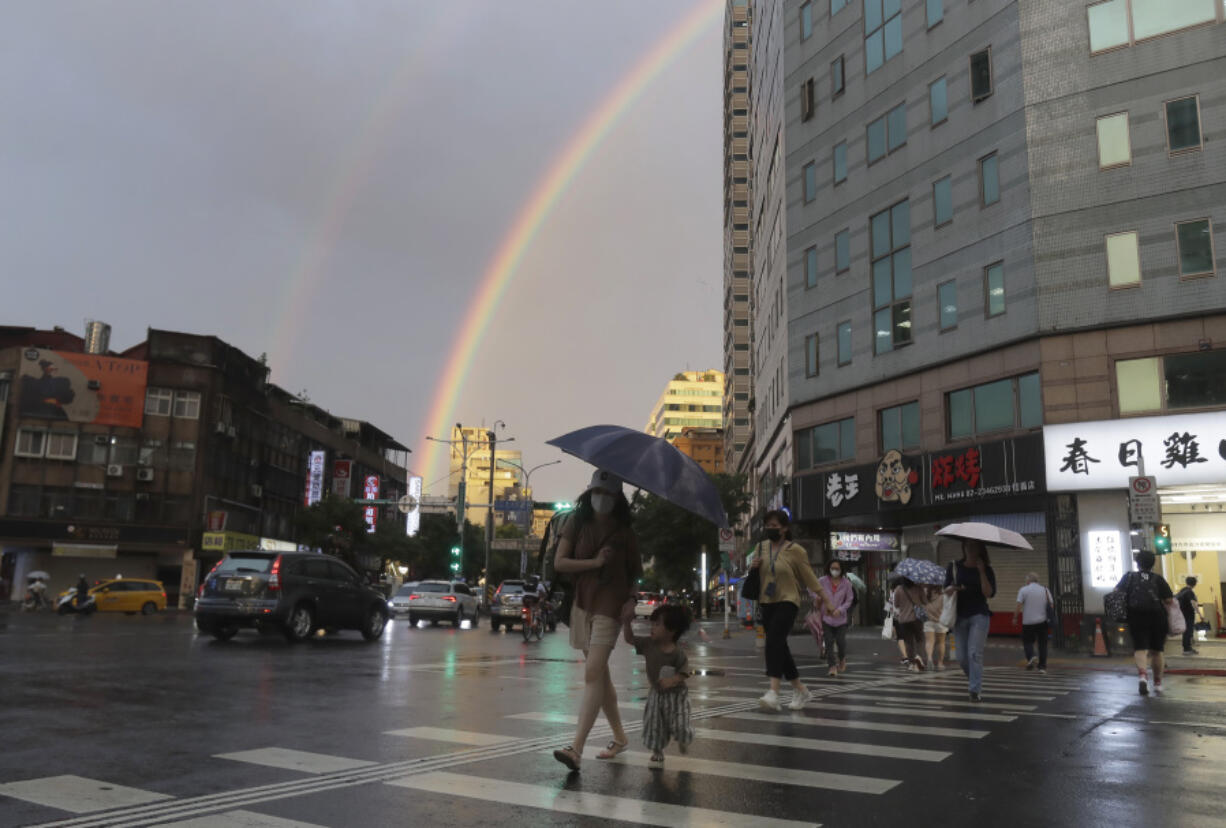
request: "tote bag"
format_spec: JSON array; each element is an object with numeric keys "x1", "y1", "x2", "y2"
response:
[
  {"x1": 1167, "y1": 603, "x2": 1187, "y2": 636},
  {"x1": 881, "y1": 599, "x2": 896, "y2": 640}
]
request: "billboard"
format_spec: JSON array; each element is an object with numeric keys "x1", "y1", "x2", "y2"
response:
[
  {"x1": 405, "y1": 475, "x2": 423, "y2": 537},
  {"x1": 332, "y1": 459, "x2": 353, "y2": 498},
  {"x1": 364, "y1": 475, "x2": 380, "y2": 533},
  {"x1": 304, "y1": 451, "x2": 326, "y2": 506},
  {"x1": 18, "y1": 348, "x2": 147, "y2": 428}
]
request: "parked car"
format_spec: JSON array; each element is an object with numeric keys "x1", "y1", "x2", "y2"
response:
[
  {"x1": 58, "y1": 578, "x2": 166, "y2": 615},
  {"x1": 194, "y1": 551, "x2": 389, "y2": 643},
  {"x1": 635, "y1": 591, "x2": 663, "y2": 618},
  {"x1": 490, "y1": 580, "x2": 526, "y2": 631},
  {"x1": 388, "y1": 580, "x2": 478, "y2": 627}
]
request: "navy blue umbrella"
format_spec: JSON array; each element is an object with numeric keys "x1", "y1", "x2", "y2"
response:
[
  {"x1": 893, "y1": 557, "x2": 947, "y2": 586},
  {"x1": 546, "y1": 425, "x2": 729, "y2": 528}
]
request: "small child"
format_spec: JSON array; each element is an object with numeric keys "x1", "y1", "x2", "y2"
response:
[{"x1": 621, "y1": 601, "x2": 694, "y2": 766}]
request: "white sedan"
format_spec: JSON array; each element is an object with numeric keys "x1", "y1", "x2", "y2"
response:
[
  {"x1": 388, "y1": 581, "x2": 479, "y2": 627},
  {"x1": 635, "y1": 592, "x2": 664, "y2": 618}
]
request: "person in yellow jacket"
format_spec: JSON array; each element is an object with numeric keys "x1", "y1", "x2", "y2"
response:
[{"x1": 750, "y1": 510, "x2": 831, "y2": 711}]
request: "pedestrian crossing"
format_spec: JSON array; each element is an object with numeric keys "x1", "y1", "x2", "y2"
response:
[{"x1": 3, "y1": 666, "x2": 1087, "y2": 828}]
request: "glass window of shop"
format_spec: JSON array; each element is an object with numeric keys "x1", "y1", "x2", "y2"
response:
[
  {"x1": 1117, "y1": 350, "x2": 1226, "y2": 413},
  {"x1": 947, "y1": 372, "x2": 1041, "y2": 439}
]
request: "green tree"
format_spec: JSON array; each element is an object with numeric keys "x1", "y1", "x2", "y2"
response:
[
  {"x1": 294, "y1": 495, "x2": 367, "y2": 567},
  {"x1": 495, "y1": 522, "x2": 525, "y2": 539}
]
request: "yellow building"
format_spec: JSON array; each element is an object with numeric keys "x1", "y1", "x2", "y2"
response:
[
  {"x1": 645, "y1": 371, "x2": 725, "y2": 441},
  {"x1": 671, "y1": 427, "x2": 725, "y2": 474},
  {"x1": 447, "y1": 426, "x2": 522, "y2": 529}
]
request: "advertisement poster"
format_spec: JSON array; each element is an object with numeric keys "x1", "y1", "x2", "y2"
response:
[
  {"x1": 405, "y1": 475, "x2": 423, "y2": 537},
  {"x1": 332, "y1": 459, "x2": 353, "y2": 498},
  {"x1": 304, "y1": 451, "x2": 326, "y2": 506},
  {"x1": 364, "y1": 475, "x2": 380, "y2": 533},
  {"x1": 18, "y1": 348, "x2": 148, "y2": 428}
]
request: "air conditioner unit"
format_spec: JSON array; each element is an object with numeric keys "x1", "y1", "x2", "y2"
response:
[
  {"x1": 136, "y1": 468, "x2": 155, "y2": 482},
  {"x1": 227, "y1": 426, "x2": 237, "y2": 438},
  {"x1": 106, "y1": 464, "x2": 123, "y2": 478},
  {"x1": 214, "y1": 422, "x2": 227, "y2": 435},
  {"x1": 250, "y1": 484, "x2": 263, "y2": 497}
]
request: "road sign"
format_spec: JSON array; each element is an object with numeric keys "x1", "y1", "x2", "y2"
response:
[
  {"x1": 494, "y1": 500, "x2": 534, "y2": 511},
  {"x1": 1128, "y1": 475, "x2": 1160, "y2": 524},
  {"x1": 718, "y1": 528, "x2": 735, "y2": 553},
  {"x1": 398, "y1": 494, "x2": 419, "y2": 514}
]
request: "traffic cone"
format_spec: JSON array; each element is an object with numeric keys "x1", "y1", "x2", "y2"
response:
[
  {"x1": 1092, "y1": 618, "x2": 1109, "y2": 657},
  {"x1": 755, "y1": 623, "x2": 766, "y2": 649}
]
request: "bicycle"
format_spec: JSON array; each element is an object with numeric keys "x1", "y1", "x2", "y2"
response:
[{"x1": 521, "y1": 597, "x2": 544, "y2": 642}]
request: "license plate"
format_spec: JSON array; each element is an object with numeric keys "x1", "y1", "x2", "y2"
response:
[{"x1": 225, "y1": 579, "x2": 244, "y2": 593}]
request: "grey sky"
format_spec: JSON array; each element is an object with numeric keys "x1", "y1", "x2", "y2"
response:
[{"x1": 1, "y1": 1, "x2": 722, "y2": 501}]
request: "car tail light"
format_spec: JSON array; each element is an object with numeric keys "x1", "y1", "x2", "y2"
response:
[
  {"x1": 268, "y1": 555, "x2": 283, "y2": 592},
  {"x1": 409, "y1": 594, "x2": 420, "y2": 600},
  {"x1": 442, "y1": 595, "x2": 456, "y2": 603}
]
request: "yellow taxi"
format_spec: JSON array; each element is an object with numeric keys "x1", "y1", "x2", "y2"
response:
[{"x1": 59, "y1": 579, "x2": 167, "y2": 615}]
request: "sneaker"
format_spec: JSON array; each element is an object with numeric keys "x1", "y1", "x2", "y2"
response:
[
  {"x1": 969, "y1": 692, "x2": 982, "y2": 703},
  {"x1": 758, "y1": 689, "x2": 782, "y2": 712},
  {"x1": 899, "y1": 658, "x2": 912, "y2": 668},
  {"x1": 1138, "y1": 679, "x2": 1149, "y2": 697},
  {"x1": 837, "y1": 660, "x2": 847, "y2": 674},
  {"x1": 1038, "y1": 668, "x2": 1047, "y2": 675},
  {"x1": 1153, "y1": 682, "x2": 1164, "y2": 696},
  {"x1": 912, "y1": 657, "x2": 926, "y2": 672},
  {"x1": 828, "y1": 666, "x2": 838, "y2": 677},
  {"x1": 1183, "y1": 649, "x2": 1199, "y2": 655},
  {"x1": 788, "y1": 688, "x2": 813, "y2": 710},
  {"x1": 1026, "y1": 657, "x2": 1038, "y2": 671}
]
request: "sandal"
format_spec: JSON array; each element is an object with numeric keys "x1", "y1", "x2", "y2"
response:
[
  {"x1": 552, "y1": 745, "x2": 581, "y2": 771},
  {"x1": 648, "y1": 753, "x2": 664, "y2": 767},
  {"x1": 597, "y1": 739, "x2": 629, "y2": 760}
]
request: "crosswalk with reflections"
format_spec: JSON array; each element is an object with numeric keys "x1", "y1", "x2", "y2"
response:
[{"x1": 2, "y1": 666, "x2": 1083, "y2": 828}]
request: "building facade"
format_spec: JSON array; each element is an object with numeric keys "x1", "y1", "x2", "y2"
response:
[
  {"x1": 671, "y1": 426, "x2": 726, "y2": 474},
  {"x1": 447, "y1": 426, "x2": 523, "y2": 530},
  {"x1": 0, "y1": 325, "x2": 410, "y2": 604},
  {"x1": 785, "y1": 0, "x2": 1226, "y2": 636},
  {"x1": 645, "y1": 371, "x2": 725, "y2": 441}
]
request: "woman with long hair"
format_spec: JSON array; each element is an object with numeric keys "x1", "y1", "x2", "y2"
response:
[
  {"x1": 551, "y1": 470, "x2": 641, "y2": 772},
  {"x1": 944, "y1": 539, "x2": 996, "y2": 702},
  {"x1": 751, "y1": 510, "x2": 831, "y2": 711},
  {"x1": 817, "y1": 560, "x2": 854, "y2": 676}
]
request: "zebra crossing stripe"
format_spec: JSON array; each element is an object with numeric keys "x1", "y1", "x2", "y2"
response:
[
  {"x1": 726, "y1": 712, "x2": 990, "y2": 739},
  {"x1": 387, "y1": 771, "x2": 818, "y2": 828},
  {"x1": 690, "y1": 727, "x2": 951, "y2": 762},
  {"x1": 384, "y1": 727, "x2": 519, "y2": 746},
  {"x1": 866, "y1": 685, "x2": 1057, "y2": 702},
  {"x1": 213, "y1": 749, "x2": 376, "y2": 775},
  {"x1": 150, "y1": 809, "x2": 327, "y2": 827},
  {"x1": 814, "y1": 702, "x2": 1016, "y2": 723},
  {"x1": 837, "y1": 694, "x2": 1036, "y2": 711},
  {"x1": 583, "y1": 748, "x2": 900, "y2": 794},
  {"x1": 0, "y1": 776, "x2": 171, "y2": 814}
]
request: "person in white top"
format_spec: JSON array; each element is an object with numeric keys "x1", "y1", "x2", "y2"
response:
[{"x1": 1013, "y1": 573, "x2": 1053, "y2": 674}]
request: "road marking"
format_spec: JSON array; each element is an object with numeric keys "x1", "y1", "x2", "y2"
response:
[
  {"x1": 387, "y1": 771, "x2": 817, "y2": 827},
  {"x1": 915, "y1": 676, "x2": 1081, "y2": 691},
  {"x1": 506, "y1": 704, "x2": 639, "y2": 725},
  {"x1": 582, "y1": 748, "x2": 900, "y2": 794},
  {"x1": 838, "y1": 694, "x2": 1036, "y2": 711},
  {"x1": 1000, "y1": 711, "x2": 1080, "y2": 719},
  {"x1": 813, "y1": 702, "x2": 1015, "y2": 722},
  {"x1": 383, "y1": 727, "x2": 519, "y2": 747},
  {"x1": 868, "y1": 685, "x2": 1057, "y2": 702},
  {"x1": 0, "y1": 775, "x2": 171, "y2": 814},
  {"x1": 151, "y1": 810, "x2": 327, "y2": 827},
  {"x1": 214, "y1": 748, "x2": 376, "y2": 775},
  {"x1": 691, "y1": 727, "x2": 951, "y2": 762},
  {"x1": 726, "y1": 712, "x2": 990, "y2": 739}
]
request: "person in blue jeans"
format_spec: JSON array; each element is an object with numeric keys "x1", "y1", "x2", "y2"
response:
[{"x1": 944, "y1": 539, "x2": 997, "y2": 702}]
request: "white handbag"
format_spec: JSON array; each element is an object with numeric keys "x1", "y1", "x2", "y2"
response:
[
  {"x1": 939, "y1": 592, "x2": 957, "y2": 629},
  {"x1": 881, "y1": 600, "x2": 896, "y2": 640}
]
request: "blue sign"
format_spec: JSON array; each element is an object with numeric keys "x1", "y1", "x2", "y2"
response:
[{"x1": 494, "y1": 500, "x2": 533, "y2": 511}]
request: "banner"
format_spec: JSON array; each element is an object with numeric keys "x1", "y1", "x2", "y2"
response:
[
  {"x1": 18, "y1": 348, "x2": 147, "y2": 428},
  {"x1": 405, "y1": 475, "x2": 423, "y2": 537},
  {"x1": 332, "y1": 459, "x2": 353, "y2": 498},
  {"x1": 364, "y1": 475, "x2": 380, "y2": 533},
  {"x1": 304, "y1": 451, "x2": 326, "y2": 506}
]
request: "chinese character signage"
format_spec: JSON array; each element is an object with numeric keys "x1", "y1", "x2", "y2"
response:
[
  {"x1": 364, "y1": 475, "x2": 380, "y2": 533},
  {"x1": 304, "y1": 451, "x2": 326, "y2": 506},
  {"x1": 1044, "y1": 412, "x2": 1226, "y2": 491},
  {"x1": 405, "y1": 476, "x2": 423, "y2": 537},
  {"x1": 1088, "y1": 530, "x2": 1124, "y2": 588},
  {"x1": 18, "y1": 348, "x2": 148, "y2": 428},
  {"x1": 830, "y1": 531, "x2": 901, "y2": 552},
  {"x1": 332, "y1": 460, "x2": 353, "y2": 498}
]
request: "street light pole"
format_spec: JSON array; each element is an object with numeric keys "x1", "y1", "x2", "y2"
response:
[
  {"x1": 496, "y1": 458, "x2": 562, "y2": 577},
  {"x1": 485, "y1": 421, "x2": 506, "y2": 588}
]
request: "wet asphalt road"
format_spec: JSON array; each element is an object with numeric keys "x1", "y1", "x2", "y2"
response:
[{"x1": 2, "y1": 609, "x2": 1226, "y2": 828}]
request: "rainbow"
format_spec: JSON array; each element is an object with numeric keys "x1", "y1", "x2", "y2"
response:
[{"x1": 418, "y1": 0, "x2": 722, "y2": 488}]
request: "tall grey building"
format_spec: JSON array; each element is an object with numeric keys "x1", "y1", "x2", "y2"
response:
[{"x1": 786, "y1": 0, "x2": 1225, "y2": 630}]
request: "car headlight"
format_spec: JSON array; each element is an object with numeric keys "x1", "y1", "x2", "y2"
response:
[{"x1": 387, "y1": 600, "x2": 395, "y2": 609}]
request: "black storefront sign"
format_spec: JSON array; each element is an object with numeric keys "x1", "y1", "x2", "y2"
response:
[
  {"x1": 795, "y1": 433, "x2": 1045, "y2": 521},
  {"x1": 0, "y1": 519, "x2": 189, "y2": 546}
]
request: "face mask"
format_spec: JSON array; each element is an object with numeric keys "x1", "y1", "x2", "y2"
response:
[
  {"x1": 764, "y1": 528, "x2": 782, "y2": 542},
  {"x1": 591, "y1": 493, "x2": 615, "y2": 515},
  {"x1": 830, "y1": 569, "x2": 842, "y2": 578}
]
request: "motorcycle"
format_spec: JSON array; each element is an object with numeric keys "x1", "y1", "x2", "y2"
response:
[
  {"x1": 57, "y1": 589, "x2": 97, "y2": 615},
  {"x1": 21, "y1": 583, "x2": 51, "y2": 612}
]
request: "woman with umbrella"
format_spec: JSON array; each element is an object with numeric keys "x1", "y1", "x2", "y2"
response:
[
  {"x1": 940, "y1": 530, "x2": 998, "y2": 702},
  {"x1": 551, "y1": 470, "x2": 642, "y2": 772}
]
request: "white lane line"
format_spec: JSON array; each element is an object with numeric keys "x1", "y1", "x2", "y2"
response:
[
  {"x1": 811, "y1": 702, "x2": 1015, "y2": 723},
  {"x1": 1000, "y1": 711, "x2": 1080, "y2": 719},
  {"x1": 387, "y1": 770, "x2": 818, "y2": 828},
  {"x1": 726, "y1": 712, "x2": 989, "y2": 739},
  {"x1": 838, "y1": 694, "x2": 1036, "y2": 711},
  {"x1": 915, "y1": 677, "x2": 1081, "y2": 691},
  {"x1": 383, "y1": 727, "x2": 519, "y2": 747},
  {"x1": 867, "y1": 685, "x2": 1058, "y2": 702},
  {"x1": 505, "y1": 704, "x2": 641, "y2": 725},
  {"x1": 691, "y1": 727, "x2": 950, "y2": 762},
  {"x1": 582, "y1": 748, "x2": 900, "y2": 795},
  {"x1": 213, "y1": 748, "x2": 376, "y2": 775},
  {"x1": 151, "y1": 809, "x2": 328, "y2": 827},
  {"x1": 0, "y1": 775, "x2": 171, "y2": 814}
]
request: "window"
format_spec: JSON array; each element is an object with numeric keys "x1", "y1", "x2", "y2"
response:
[
  {"x1": 926, "y1": 0, "x2": 943, "y2": 27},
  {"x1": 929, "y1": 77, "x2": 947, "y2": 126},
  {"x1": 1096, "y1": 112, "x2": 1131, "y2": 169},
  {"x1": 803, "y1": 161, "x2": 817, "y2": 202},
  {"x1": 801, "y1": 2, "x2": 813, "y2": 40},
  {"x1": 880, "y1": 402, "x2": 920, "y2": 452},
  {"x1": 970, "y1": 49, "x2": 993, "y2": 103},
  {"x1": 1176, "y1": 218, "x2": 1215, "y2": 278},
  {"x1": 867, "y1": 102, "x2": 907, "y2": 164},
  {"x1": 45, "y1": 432, "x2": 78, "y2": 460},
  {"x1": 1117, "y1": 351, "x2": 1226, "y2": 413},
  {"x1": 15, "y1": 428, "x2": 46, "y2": 458},
  {"x1": 865, "y1": 0, "x2": 903, "y2": 75},
  {"x1": 801, "y1": 78, "x2": 815, "y2": 121},
  {"x1": 835, "y1": 229, "x2": 850, "y2": 273},
  {"x1": 933, "y1": 176, "x2": 952, "y2": 227},
  {"x1": 1105, "y1": 231, "x2": 1141, "y2": 288},
  {"x1": 870, "y1": 200, "x2": 912, "y2": 353},
  {"x1": 145, "y1": 387, "x2": 173, "y2": 416},
  {"x1": 832, "y1": 0, "x2": 848, "y2": 13},
  {"x1": 947, "y1": 373, "x2": 1041, "y2": 439},
  {"x1": 805, "y1": 334, "x2": 820, "y2": 377},
  {"x1": 173, "y1": 390, "x2": 201, "y2": 419},
  {"x1": 938, "y1": 280, "x2": 958, "y2": 330},
  {"x1": 979, "y1": 152, "x2": 1000, "y2": 206},
  {"x1": 984, "y1": 262, "x2": 1006, "y2": 317},
  {"x1": 1165, "y1": 96, "x2": 1202, "y2": 154},
  {"x1": 1088, "y1": 0, "x2": 1216, "y2": 53},
  {"x1": 796, "y1": 417, "x2": 856, "y2": 470},
  {"x1": 805, "y1": 246, "x2": 818, "y2": 288},
  {"x1": 833, "y1": 142, "x2": 847, "y2": 184},
  {"x1": 1087, "y1": 0, "x2": 1129, "y2": 52},
  {"x1": 831, "y1": 56, "x2": 845, "y2": 98},
  {"x1": 837, "y1": 321, "x2": 852, "y2": 365}
]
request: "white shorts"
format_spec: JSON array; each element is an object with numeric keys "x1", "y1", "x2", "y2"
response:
[
  {"x1": 568, "y1": 604, "x2": 620, "y2": 652},
  {"x1": 923, "y1": 621, "x2": 949, "y2": 634}
]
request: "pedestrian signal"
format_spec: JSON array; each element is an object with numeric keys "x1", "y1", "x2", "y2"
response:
[{"x1": 1153, "y1": 524, "x2": 1171, "y2": 555}]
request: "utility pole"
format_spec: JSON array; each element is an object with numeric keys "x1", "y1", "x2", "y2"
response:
[{"x1": 485, "y1": 421, "x2": 505, "y2": 588}]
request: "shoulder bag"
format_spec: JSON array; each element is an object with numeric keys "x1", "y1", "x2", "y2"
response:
[
  {"x1": 939, "y1": 563, "x2": 958, "y2": 628},
  {"x1": 740, "y1": 543, "x2": 761, "y2": 602},
  {"x1": 881, "y1": 596, "x2": 896, "y2": 640},
  {"x1": 1167, "y1": 602, "x2": 1187, "y2": 636},
  {"x1": 1104, "y1": 574, "x2": 1130, "y2": 622}
]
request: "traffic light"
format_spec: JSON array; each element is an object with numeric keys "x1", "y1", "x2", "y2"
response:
[
  {"x1": 1153, "y1": 524, "x2": 1171, "y2": 555},
  {"x1": 450, "y1": 545, "x2": 462, "y2": 573},
  {"x1": 553, "y1": 501, "x2": 573, "y2": 512}
]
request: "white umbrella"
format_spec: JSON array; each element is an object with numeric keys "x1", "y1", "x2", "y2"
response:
[
  {"x1": 936, "y1": 522, "x2": 1033, "y2": 551},
  {"x1": 26, "y1": 570, "x2": 51, "y2": 581}
]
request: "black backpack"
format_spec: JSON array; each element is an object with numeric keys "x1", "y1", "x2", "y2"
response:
[{"x1": 1126, "y1": 572, "x2": 1163, "y2": 612}]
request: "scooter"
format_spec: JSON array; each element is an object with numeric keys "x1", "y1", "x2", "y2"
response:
[
  {"x1": 57, "y1": 589, "x2": 97, "y2": 615},
  {"x1": 21, "y1": 584, "x2": 51, "y2": 612}
]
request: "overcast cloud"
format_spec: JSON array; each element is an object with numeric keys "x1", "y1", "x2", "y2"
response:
[{"x1": 1, "y1": 1, "x2": 722, "y2": 500}]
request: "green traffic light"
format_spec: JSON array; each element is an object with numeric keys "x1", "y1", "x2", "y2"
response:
[
  {"x1": 450, "y1": 546, "x2": 461, "y2": 556},
  {"x1": 554, "y1": 502, "x2": 573, "y2": 511}
]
